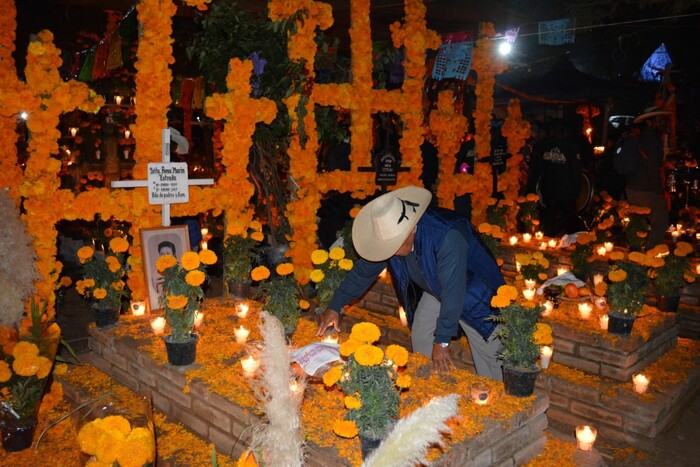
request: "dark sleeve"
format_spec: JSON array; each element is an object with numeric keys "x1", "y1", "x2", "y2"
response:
[
  {"x1": 328, "y1": 258, "x2": 387, "y2": 312},
  {"x1": 434, "y1": 226, "x2": 469, "y2": 343}
]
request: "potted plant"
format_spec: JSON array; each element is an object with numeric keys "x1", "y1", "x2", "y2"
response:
[
  {"x1": 515, "y1": 251, "x2": 549, "y2": 286},
  {"x1": 76, "y1": 237, "x2": 130, "y2": 327},
  {"x1": 617, "y1": 202, "x2": 649, "y2": 251},
  {"x1": 490, "y1": 285, "x2": 545, "y2": 397},
  {"x1": 569, "y1": 231, "x2": 596, "y2": 281},
  {"x1": 323, "y1": 322, "x2": 411, "y2": 459},
  {"x1": 516, "y1": 193, "x2": 540, "y2": 234},
  {"x1": 604, "y1": 251, "x2": 651, "y2": 336},
  {"x1": 252, "y1": 263, "x2": 302, "y2": 336},
  {"x1": 309, "y1": 246, "x2": 354, "y2": 313},
  {"x1": 157, "y1": 249, "x2": 218, "y2": 365},
  {"x1": 0, "y1": 299, "x2": 62, "y2": 451},
  {"x1": 648, "y1": 242, "x2": 695, "y2": 312},
  {"x1": 223, "y1": 220, "x2": 264, "y2": 299}
]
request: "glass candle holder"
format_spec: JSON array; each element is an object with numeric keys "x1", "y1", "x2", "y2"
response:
[{"x1": 575, "y1": 425, "x2": 597, "y2": 451}]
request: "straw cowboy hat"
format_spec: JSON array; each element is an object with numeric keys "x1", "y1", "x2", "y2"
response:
[
  {"x1": 352, "y1": 186, "x2": 432, "y2": 262},
  {"x1": 169, "y1": 127, "x2": 189, "y2": 155},
  {"x1": 633, "y1": 106, "x2": 671, "y2": 124}
]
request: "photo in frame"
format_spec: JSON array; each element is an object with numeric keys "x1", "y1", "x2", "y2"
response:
[{"x1": 140, "y1": 226, "x2": 191, "y2": 312}]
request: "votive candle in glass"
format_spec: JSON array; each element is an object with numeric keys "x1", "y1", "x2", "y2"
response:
[
  {"x1": 234, "y1": 325, "x2": 250, "y2": 344},
  {"x1": 509, "y1": 235, "x2": 518, "y2": 246},
  {"x1": 194, "y1": 312, "x2": 204, "y2": 328},
  {"x1": 241, "y1": 355, "x2": 260, "y2": 376},
  {"x1": 599, "y1": 314, "x2": 609, "y2": 330},
  {"x1": 150, "y1": 317, "x2": 166, "y2": 335},
  {"x1": 576, "y1": 425, "x2": 597, "y2": 451},
  {"x1": 535, "y1": 231, "x2": 544, "y2": 240},
  {"x1": 594, "y1": 296, "x2": 607, "y2": 310},
  {"x1": 604, "y1": 242, "x2": 614, "y2": 252},
  {"x1": 593, "y1": 274, "x2": 604, "y2": 286},
  {"x1": 542, "y1": 300, "x2": 553, "y2": 317},
  {"x1": 130, "y1": 301, "x2": 146, "y2": 316},
  {"x1": 523, "y1": 288, "x2": 536, "y2": 301},
  {"x1": 548, "y1": 239, "x2": 557, "y2": 248},
  {"x1": 540, "y1": 345, "x2": 553, "y2": 369},
  {"x1": 633, "y1": 374, "x2": 650, "y2": 394},
  {"x1": 522, "y1": 233, "x2": 532, "y2": 243},
  {"x1": 470, "y1": 384, "x2": 491, "y2": 405},
  {"x1": 578, "y1": 302, "x2": 592, "y2": 319},
  {"x1": 557, "y1": 267, "x2": 568, "y2": 276},
  {"x1": 539, "y1": 242, "x2": 548, "y2": 251},
  {"x1": 596, "y1": 246, "x2": 607, "y2": 256},
  {"x1": 236, "y1": 302, "x2": 249, "y2": 318},
  {"x1": 322, "y1": 334, "x2": 339, "y2": 345}
]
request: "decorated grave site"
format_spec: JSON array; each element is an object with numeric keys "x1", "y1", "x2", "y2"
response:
[{"x1": 1, "y1": 0, "x2": 699, "y2": 465}]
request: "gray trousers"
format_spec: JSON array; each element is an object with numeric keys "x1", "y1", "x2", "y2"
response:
[{"x1": 411, "y1": 293, "x2": 503, "y2": 381}]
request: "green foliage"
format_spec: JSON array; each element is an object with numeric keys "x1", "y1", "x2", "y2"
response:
[
  {"x1": 479, "y1": 233, "x2": 500, "y2": 260},
  {"x1": 492, "y1": 304, "x2": 541, "y2": 371},
  {"x1": 257, "y1": 275, "x2": 301, "y2": 334},
  {"x1": 624, "y1": 213, "x2": 648, "y2": 251},
  {"x1": 339, "y1": 357, "x2": 399, "y2": 438},
  {"x1": 223, "y1": 232, "x2": 263, "y2": 283},
  {"x1": 653, "y1": 254, "x2": 689, "y2": 296},
  {"x1": 310, "y1": 247, "x2": 354, "y2": 310},
  {"x1": 607, "y1": 260, "x2": 649, "y2": 314},
  {"x1": 570, "y1": 243, "x2": 593, "y2": 280}
]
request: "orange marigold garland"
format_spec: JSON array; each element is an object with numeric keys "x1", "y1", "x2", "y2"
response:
[
  {"x1": 430, "y1": 90, "x2": 468, "y2": 208},
  {"x1": 500, "y1": 98, "x2": 530, "y2": 230}
]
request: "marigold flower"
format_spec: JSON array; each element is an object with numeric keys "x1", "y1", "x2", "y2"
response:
[
  {"x1": 349, "y1": 207, "x2": 361, "y2": 218},
  {"x1": 594, "y1": 281, "x2": 608, "y2": 296},
  {"x1": 78, "y1": 419, "x2": 105, "y2": 455},
  {"x1": 236, "y1": 450, "x2": 258, "y2": 467},
  {"x1": 608, "y1": 269, "x2": 627, "y2": 282},
  {"x1": 251, "y1": 266, "x2": 270, "y2": 282},
  {"x1": 323, "y1": 365, "x2": 343, "y2": 387},
  {"x1": 276, "y1": 263, "x2": 294, "y2": 276},
  {"x1": 0, "y1": 361, "x2": 11, "y2": 382},
  {"x1": 181, "y1": 251, "x2": 201, "y2": 271},
  {"x1": 249, "y1": 220, "x2": 263, "y2": 231},
  {"x1": 496, "y1": 285, "x2": 519, "y2": 301},
  {"x1": 309, "y1": 269, "x2": 325, "y2": 283},
  {"x1": 332, "y1": 420, "x2": 358, "y2": 438},
  {"x1": 311, "y1": 249, "x2": 329, "y2": 265},
  {"x1": 299, "y1": 299, "x2": 310, "y2": 309},
  {"x1": 491, "y1": 294, "x2": 511, "y2": 308},
  {"x1": 329, "y1": 247, "x2": 345, "y2": 261},
  {"x1": 93, "y1": 288, "x2": 107, "y2": 299},
  {"x1": 250, "y1": 231, "x2": 265, "y2": 242},
  {"x1": 12, "y1": 340, "x2": 40, "y2": 358},
  {"x1": 59, "y1": 276, "x2": 72, "y2": 287},
  {"x1": 538, "y1": 273, "x2": 548, "y2": 281},
  {"x1": 36, "y1": 355, "x2": 53, "y2": 379},
  {"x1": 109, "y1": 237, "x2": 129, "y2": 253},
  {"x1": 349, "y1": 322, "x2": 381, "y2": 344},
  {"x1": 12, "y1": 354, "x2": 40, "y2": 377},
  {"x1": 199, "y1": 248, "x2": 218, "y2": 265},
  {"x1": 111, "y1": 280, "x2": 125, "y2": 291},
  {"x1": 526, "y1": 193, "x2": 539, "y2": 202},
  {"x1": 533, "y1": 323, "x2": 553, "y2": 345},
  {"x1": 385, "y1": 344, "x2": 409, "y2": 367},
  {"x1": 354, "y1": 344, "x2": 384, "y2": 366},
  {"x1": 609, "y1": 251, "x2": 625, "y2": 261},
  {"x1": 344, "y1": 395, "x2": 362, "y2": 409},
  {"x1": 166, "y1": 295, "x2": 188, "y2": 309},
  {"x1": 674, "y1": 241, "x2": 693, "y2": 257},
  {"x1": 186, "y1": 270, "x2": 206, "y2": 287},
  {"x1": 156, "y1": 255, "x2": 178, "y2": 273},
  {"x1": 95, "y1": 428, "x2": 127, "y2": 463},
  {"x1": 339, "y1": 338, "x2": 361, "y2": 357},
  {"x1": 396, "y1": 374, "x2": 412, "y2": 388},
  {"x1": 338, "y1": 258, "x2": 353, "y2": 271},
  {"x1": 102, "y1": 415, "x2": 132, "y2": 436},
  {"x1": 106, "y1": 255, "x2": 121, "y2": 273},
  {"x1": 77, "y1": 246, "x2": 95, "y2": 262}
]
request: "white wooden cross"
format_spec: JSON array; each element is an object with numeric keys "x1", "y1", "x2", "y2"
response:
[{"x1": 111, "y1": 128, "x2": 214, "y2": 226}]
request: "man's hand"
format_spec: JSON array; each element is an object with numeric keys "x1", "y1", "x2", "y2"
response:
[
  {"x1": 315, "y1": 309, "x2": 341, "y2": 336},
  {"x1": 432, "y1": 343, "x2": 455, "y2": 373}
]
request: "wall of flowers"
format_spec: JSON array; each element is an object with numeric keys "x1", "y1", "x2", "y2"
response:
[{"x1": 0, "y1": 0, "x2": 525, "y2": 310}]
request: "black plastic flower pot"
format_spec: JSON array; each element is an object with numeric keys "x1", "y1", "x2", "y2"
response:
[
  {"x1": 607, "y1": 311, "x2": 636, "y2": 336},
  {"x1": 164, "y1": 334, "x2": 199, "y2": 366},
  {"x1": 502, "y1": 365, "x2": 540, "y2": 397}
]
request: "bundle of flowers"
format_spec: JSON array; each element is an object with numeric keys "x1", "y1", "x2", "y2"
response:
[
  {"x1": 77, "y1": 414, "x2": 155, "y2": 466},
  {"x1": 516, "y1": 193, "x2": 540, "y2": 233},
  {"x1": 569, "y1": 231, "x2": 596, "y2": 280},
  {"x1": 515, "y1": 251, "x2": 549, "y2": 283},
  {"x1": 490, "y1": 285, "x2": 543, "y2": 371},
  {"x1": 157, "y1": 249, "x2": 218, "y2": 342},
  {"x1": 323, "y1": 322, "x2": 411, "y2": 440},
  {"x1": 647, "y1": 242, "x2": 695, "y2": 297},
  {"x1": 605, "y1": 251, "x2": 653, "y2": 315},
  {"x1": 1, "y1": 299, "x2": 61, "y2": 424},
  {"x1": 477, "y1": 222, "x2": 505, "y2": 263},
  {"x1": 617, "y1": 202, "x2": 649, "y2": 251},
  {"x1": 223, "y1": 220, "x2": 264, "y2": 285},
  {"x1": 252, "y1": 263, "x2": 303, "y2": 334},
  {"x1": 76, "y1": 237, "x2": 130, "y2": 311},
  {"x1": 309, "y1": 247, "x2": 354, "y2": 310}
]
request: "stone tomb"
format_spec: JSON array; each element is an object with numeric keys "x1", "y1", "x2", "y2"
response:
[{"x1": 85, "y1": 317, "x2": 549, "y2": 466}]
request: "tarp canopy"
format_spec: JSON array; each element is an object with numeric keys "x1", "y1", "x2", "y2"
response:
[{"x1": 495, "y1": 56, "x2": 650, "y2": 104}]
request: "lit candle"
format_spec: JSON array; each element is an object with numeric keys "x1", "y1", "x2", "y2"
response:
[
  {"x1": 604, "y1": 242, "x2": 614, "y2": 252},
  {"x1": 379, "y1": 268, "x2": 388, "y2": 279},
  {"x1": 522, "y1": 233, "x2": 532, "y2": 243},
  {"x1": 234, "y1": 325, "x2": 250, "y2": 344},
  {"x1": 150, "y1": 317, "x2": 166, "y2": 335},
  {"x1": 548, "y1": 239, "x2": 557, "y2": 248},
  {"x1": 194, "y1": 312, "x2": 204, "y2": 328},
  {"x1": 114, "y1": 95, "x2": 123, "y2": 105},
  {"x1": 523, "y1": 288, "x2": 536, "y2": 301},
  {"x1": 241, "y1": 355, "x2": 260, "y2": 376},
  {"x1": 538, "y1": 242, "x2": 547, "y2": 251},
  {"x1": 535, "y1": 231, "x2": 544, "y2": 240},
  {"x1": 398, "y1": 306, "x2": 408, "y2": 327},
  {"x1": 201, "y1": 227, "x2": 208, "y2": 236},
  {"x1": 576, "y1": 425, "x2": 597, "y2": 451},
  {"x1": 557, "y1": 267, "x2": 568, "y2": 276},
  {"x1": 236, "y1": 302, "x2": 249, "y2": 318},
  {"x1": 322, "y1": 334, "x2": 339, "y2": 345},
  {"x1": 70, "y1": 127, "x2": 78, "y2": 137},
  {"x1": 289, "y1": 379, "x2": 304, "y2": 397},
  {"x1": 515, "y1": 261, "x2": 522, "y2": 273},
  {"x1": 200, "y1": 240, "x2": 208, "y2": 250},
  {"x1": 509, "y1": 235, "x2": 518, "y2": 246},
  {"x1": 599, "y1": 314, "x2": 609, "y2": 330},
  {"x1": 596, "y1": 246, "x2": 607, "y2": 256},
  {"x1": 540, "y1": 345, "x2": 553, "y2": 369},
  {"x1": 633, "y1": 374, "x2": 649, "y2": 394},
  {"x1": 524, "y1": 278, "x2": 536, "y2": 289},
  {"x1": 594, "y1": 296, "x2": 607, "y2": 310},
  {"x1": 470, "y1": 385, "x2": 490, "y2": 405},
  {"x1": 578, "y1": 302, "x2": 592, "y2": 319},
  {"x1": 542, "y1": 300, "x2": 553, "y2": 317},
  {"x1": 130, "y1": 301, "x2": 146, "y2": 316},
  {"x1": 696, "y1": 264, "x2": 700, "y2": 275},
  {"x1": 593, "y1": 274, "x2": 604, "y2": 286},
  {"x1": 124, "y1": 129, "x2": 131, "y2": 139}
]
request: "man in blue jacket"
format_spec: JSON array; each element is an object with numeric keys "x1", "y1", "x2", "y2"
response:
[{"x1": 316, "y1": 186, "x2": 505, "y2": 379}]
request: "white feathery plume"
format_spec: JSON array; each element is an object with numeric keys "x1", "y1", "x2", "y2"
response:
[
  {"x1": 362, "y1": 394, "x2": 460, "y2": 467},
  {"x1": 249, "y1": 311, "x2": 305, "y2": 467}
]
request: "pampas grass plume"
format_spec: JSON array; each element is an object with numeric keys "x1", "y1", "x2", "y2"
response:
[
  {"x1": 362, "y1": 394, "x2": 459, "y2": 467},
  {"x1": 250, "y1": 311, "x2": 305, "y2": 467}
]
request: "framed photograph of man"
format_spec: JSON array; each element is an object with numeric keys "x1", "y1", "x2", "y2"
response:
[{"x1": 140, "y1": 226, "x2": 191, "y2": 312}]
